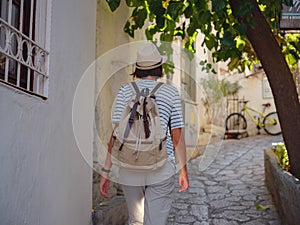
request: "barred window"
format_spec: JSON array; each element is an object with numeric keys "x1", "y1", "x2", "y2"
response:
[{"x1": 0, "y1": 0, "x2": 50, "y2": 99}]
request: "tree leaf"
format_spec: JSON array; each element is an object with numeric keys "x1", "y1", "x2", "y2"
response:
[
  {"x1": 282, "y1": 0, "x2": 293, "y2": 7},
  {"x1": 212, "y1": 0, "x2": 226, "y2": 12},
  {"x1": 167, "y1": 1, "x2": 184, "y2": 21},
  {"x1": 149, "y1": 1, "x2": 165, "y2": 29},
  {"x1": 227, "y1": 58, "x2": 239, "y2": 70},
  {"x1": 132, "y1": 7, "x2": 147, "y2": 28},
  {"x1": 116, "y1": 0, "x2": 300, "y2": 72},
  {"x1": 161, "y1": 32, "x2": 173, "y2": 42},
  {"x1": 106, "y1": 0, "x2": 121, "y2": 12},
  {"x1": 286, "y1": 52, "x2": 297, "y2": 66},
  {"x1": 126, "y1": 0, "x2": 143, "y2": 7},
  {"x1": 184, "y1": 2, "x2": 193, "y2": 18},
  {"x1": 145, "y1": 25, "x2": 158, "y2": 40},
  {"x1": 199, "y1": 11, "x2": 212, "y2": 25},
  {"x1": 256, "y1": 204, "x2": 270, "y2": 211},
  {"x1": 174, "y1": 27, "x2": 185, "y2": 39},
  {"x1": 222, "y1": 31, "x2": 236, "y2": 47},
  {"x1": 124, "y1": 21, "x2": 134, "y2": 38},
  {"x1": 205, "y1": 35, "x2": 218, "y2": 50},
  {"x1": 99, "y1": 201, "x2": 109, "y2": 206},
  {"x1": 233, "y1": 23, "x2": 247, "y2": 36},
  {"x1": 236, "y1": 2, "x2": 253, "y2": 18},
  {"x1": 156, "y1": 15, "x2": 165, "y2": 29},
  {"x1": 149, "y1": 1, "x2": 165, "y2": 16}
]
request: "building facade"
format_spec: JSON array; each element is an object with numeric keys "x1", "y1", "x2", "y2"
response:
[{"x1": 0, "y1": 0, "x2": 96, "y2": 225}]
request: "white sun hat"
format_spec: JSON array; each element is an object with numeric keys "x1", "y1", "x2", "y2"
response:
[{"x1": 135, "y1": 42, "x2": 167, "y2": 70}]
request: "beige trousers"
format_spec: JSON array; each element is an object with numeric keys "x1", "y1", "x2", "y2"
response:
[{"x1": 121, "y1": 163, "x2": 175, "y2": 225}]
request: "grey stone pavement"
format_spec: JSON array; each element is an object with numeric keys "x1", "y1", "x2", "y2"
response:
[{"x1": 167, "y1": 135, "x2": 283, "y2": 225}]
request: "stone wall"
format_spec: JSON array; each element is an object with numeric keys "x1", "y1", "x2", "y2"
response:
[
  {"x1": 264, "y1": 149, "x2": 300, "y2": 225},
  {"x1": 93, "y1": 195, "x2": 128, "y2": 225},
  {"x1": 92, "y1": 172, "x2": 128, "y2": 225}
]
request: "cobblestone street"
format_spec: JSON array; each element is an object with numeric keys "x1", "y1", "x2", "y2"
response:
[{"x1": 168, "y1": 135, "x2": 283, "y2": 225}]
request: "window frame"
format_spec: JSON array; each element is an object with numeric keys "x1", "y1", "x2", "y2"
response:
[{"x1": 0, "y1": 0, "x2": 51, "y2": 100}]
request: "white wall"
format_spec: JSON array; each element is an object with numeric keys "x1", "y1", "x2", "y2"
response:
[
  {"x1": 94, "y1": 0, "x2": 145, "y2": 170},
  {"x1": 219, "y1": 68, "x2": 276, "y2": 135},
  {"x1": 232, "y1": 72, "x2": 276, "y2": 135},
  {"x1": 0, "y1": 0, "x2": 96, "y2": 225}
]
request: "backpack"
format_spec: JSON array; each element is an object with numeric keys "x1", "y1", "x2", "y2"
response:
[{"x1": 111, "y1": 82, "x2": 168, "y2": 170}]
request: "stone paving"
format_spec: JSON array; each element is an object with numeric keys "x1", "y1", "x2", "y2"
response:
[{"x1": 167, "y1": 135, "x2": 283, "y2": 225}]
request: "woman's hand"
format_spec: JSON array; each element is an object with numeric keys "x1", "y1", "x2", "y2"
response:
[
  {"x1": 99, "y1": 130, "x2": 115, "y2": 199},
  {"x1": 100, "y1": 173, "x2": 110, "y2": 199},
  {"x1": 178, "y1": 167, "x2": 189, "y2": 192}
]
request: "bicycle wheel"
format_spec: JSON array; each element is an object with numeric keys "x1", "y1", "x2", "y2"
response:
[
  {"x1": 225, "y1": 113, "x2": 247, "y2": 131},
  {"x1": 263, "y1": 112, "x2": 281, "y2": 135}
]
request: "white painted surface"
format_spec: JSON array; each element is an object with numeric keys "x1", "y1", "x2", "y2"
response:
[
  {"x1": 236, "y1": 73, "x2": 276, "y2": 135},
  {"x1": 94, "y1": 1, "x2": 145, "y2": 170},
  {"x1": 184, "y1": 102, "x2": 199, "y2": 146},
  {"x1": 219, "y1": 68, "x2": 276, "y2": 135},
  {"x1": 0, "y1": 0, "x2": 96, "y2": 224}
]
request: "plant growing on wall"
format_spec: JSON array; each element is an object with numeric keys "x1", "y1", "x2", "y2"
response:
[
  {"x1": 201, "y1": 74, "x2": 241, "y2": 124},
  {"x1": 273, "y1": 142, "x2": 290, "y2": 171}
]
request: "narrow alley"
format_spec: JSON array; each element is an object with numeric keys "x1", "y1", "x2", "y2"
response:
[{"x1": 168, "y1": 135, "x2": 282, "y2": 225}]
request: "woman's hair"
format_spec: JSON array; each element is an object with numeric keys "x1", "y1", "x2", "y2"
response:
[{"x1": 131, "y1": 65, "x2": 163, "y2": 78}]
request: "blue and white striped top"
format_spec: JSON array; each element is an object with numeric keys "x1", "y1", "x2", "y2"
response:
[{"x1": 112, "y1": 79, "x2": 184, "y2": 167}]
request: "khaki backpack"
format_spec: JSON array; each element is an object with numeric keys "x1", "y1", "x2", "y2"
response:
[{"x1": 111, "y1": 82, "x2": 168, "y2": 170}]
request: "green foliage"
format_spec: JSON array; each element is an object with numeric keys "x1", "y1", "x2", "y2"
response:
[
  {"x1": 281, "y1": 33, "x2": 300, "y2": 67},
  {"x1": 106, "y1": 0, "x2": 300, "y2": 72},
  {"x1": 272, "y1": 142, "x2": 290, "y2": 171},
  {"x1": 256, "y1": 204, "x2": 270, "y2": 211},
  {"x1": 124, "y1": 3, "x2": 148, "y2": 38},
  {"x1": 106, "y1": 0, "x2": 121, "y2": 12},
  {"x1": 201, "y1": 74, "x2": 241, "y2": 123},
  {"x1": 282, "y1": 0, "x2": 293, "y2": 6},
  {"x1": 201, "y1": 74, "x2": 241, "y2": 104}
]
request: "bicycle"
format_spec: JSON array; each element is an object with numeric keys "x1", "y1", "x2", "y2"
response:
[{"x1": 225, "y1": 100, "x2": 282, "y2": 136}]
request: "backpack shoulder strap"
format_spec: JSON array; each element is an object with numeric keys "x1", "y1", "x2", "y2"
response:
[
  {"x1": 123, "y1": 82, "x2": 140, "y2": 140},
  {"x1": 150, "y1": 82, "x2": 164, "y2": 96},
  {"x1": 129, "y1": 82, "x2": 141, "y2": 102}
]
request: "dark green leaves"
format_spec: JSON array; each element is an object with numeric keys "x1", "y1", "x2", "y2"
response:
[
  {"x1": 212, "y1": 0, "x2": 226, "y2": 12},
  {"x1": 282, "y1": 0, "x2": 293, "y2": 6},
  {"x1": 124, "y1": 21, "x2": 134, "y2": 37},
  {"x1": 167, "y1": 1, "x2": 184, "y2": 21},
  {"x1": 133, "y1": 7, "x2": 147, "y2": 28},
  {"x1": 222, "y1": 31, "x2": 236, "y2": 47},
  {"x1": 124, "y1": 7, "x2": 147, "y2": 38},
  {"x1": 233, "y1": 23, "x2": 247, "y2": 36},
  {"x1": 148, "y1": 1, "x2": 165, "y2": 29},
  {"x1": 106, "y1": 0, "x2": 120, "y2": 12},
  {"x1": 107, "y1": 0, "x2": 300, "y2": 73},
  {"x1": 204, "y1": 34, "x2": 218, "y2": 50},
  {"x1": 235, "y1": 2, "x2": 253, "y2": 18},
  {"x1": 184, "y1": 2, "x2": 193, "y2": 18},
  {"x1": 146, "y1": 25, "x2": 158, "y2": 40},
  {"x1": 125, "y1": 0, "x2": 143, "y2": 7}
]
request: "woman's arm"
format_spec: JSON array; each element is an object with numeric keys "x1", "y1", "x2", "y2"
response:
[
  {"x1": 171, "y1": 127, "x2": 189, "y2": 192},
  {"x1": 99, "y1": 130, "x2": 115, "y2": 199},
  {"x1": 103, "y1": 132, "x2": 114, "y2": 168}
]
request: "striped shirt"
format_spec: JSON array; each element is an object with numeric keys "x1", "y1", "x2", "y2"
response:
[{"x1": 112, "y1": 79, "x2": 184, "y2": 167}]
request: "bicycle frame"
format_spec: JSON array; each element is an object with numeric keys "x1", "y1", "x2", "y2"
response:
[
  {"x1": 225, "y1": 101, "x2": 281, "y2": 136},
  {"x1": 242, "y1": 105, "x2": 266, "y2": 128}
]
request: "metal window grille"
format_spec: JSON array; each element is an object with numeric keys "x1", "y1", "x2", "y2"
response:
[{"x1": 0, "y1": 0, "x2": 49, "y2": 99}]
